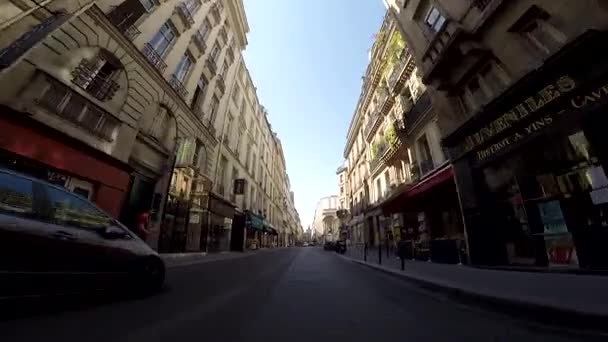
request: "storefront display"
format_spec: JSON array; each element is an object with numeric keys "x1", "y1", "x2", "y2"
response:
[{"x1": 444, "y1": 31, "x2": 608, "y2": 270}]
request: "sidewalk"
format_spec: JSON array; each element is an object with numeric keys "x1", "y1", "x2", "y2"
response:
[
  {"x1": 341, "y1": 244, "x2": 608, "y2": 324},
  {"x1": 161, "y1": 247, "x2": 281, "y2": 267}
]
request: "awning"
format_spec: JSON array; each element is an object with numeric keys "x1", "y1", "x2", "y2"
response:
[
  {"x1": 381, "y1": 164, "x2": 454, "y2": 214},
  {"x1": 245, "y1": 210, "x2": 264, "y2": 231}
]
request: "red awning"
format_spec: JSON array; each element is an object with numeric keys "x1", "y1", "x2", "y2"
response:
[{"x1": 381, "y1": 164, "x2": 454, "y2": 214}]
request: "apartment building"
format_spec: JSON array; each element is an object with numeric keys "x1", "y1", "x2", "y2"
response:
[
  {"x1": 385, "y1": 0, "x2": 608, "y2": 270},
  {"x1": 342, "y1": 12, "x2": 464, "y2": 262},
  {"x1": 0, "y1": 0, "x2": 300, "y2": 253}
]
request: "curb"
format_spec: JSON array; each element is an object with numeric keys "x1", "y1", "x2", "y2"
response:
[{"x1": 339, "y1": 254, "x2": 608, "y2": 334}]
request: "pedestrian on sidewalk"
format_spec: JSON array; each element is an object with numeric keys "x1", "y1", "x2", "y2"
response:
[{"x1": 136, "y1": 211, "x2": 151, "y2": 242}]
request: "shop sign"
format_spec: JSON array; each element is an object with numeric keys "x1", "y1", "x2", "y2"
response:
[
  {"x1": 470, "y1": 76, "x2": 608, "y2": 162},
  {"x1": 463, "y1": 75, "x2": 577, "y2": 153}
]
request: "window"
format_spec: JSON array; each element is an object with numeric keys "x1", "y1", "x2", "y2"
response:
[
  {"x1": 192, "y1": 76, "x2": 208, "y2": 113},
  {"x1": 218, "y1": 156, "x2": 228, "y2": 194},
  {"x1": 149, "y1": 22, "x2": 176, "y2": 56},
  {"x1": 225, "y1": 114, "x2": 233, "y2": 146},
  {"x1": 480, "y1": 63, "x2": 508, "y2": 97},
  {"x1": 468, "y1": 77, "x2": 486, "y2": 108},
  {"x1": 139, "y1": 0, "x2": 157, "y2": 11},
  {"x1": 174, "y1": 54, "x2": 192, "y2": 82},
  {"x1": 0, "y1": 173, "x2": 34, "y2": 219},
  {"x1": 232, "y1": 86, "x2": 241, "y2": 104},
  {"x1": 72, "y1": 52, "x2": 121, "y2": 102},
  {"x1": 199, "y1": 19, "x2": 211, "y2": 40},
  {"x1": 47, "y1": 187, "x2": 112, "y2": 229},
  {"x1": 510, "y1": 6, "x2": 566, "y2": 57},
  {"x1": 210, "y1": 43, "x2": 221, "y2": 63},
  {"x1": 183, "y1": 0, "x2": 199, "y2": 13},
  {"x1": 221, "y1": 61, "x2": 229, "y2": 77},
  {"x1": 193, "y1": 139, "x2": 205, "y2": 167},
  {"x1": 425, "y1": 6, "x2": 446, "y2": 33},
  {"x1": 209, "y1": 95, "x2": 220, "y2": 123}
]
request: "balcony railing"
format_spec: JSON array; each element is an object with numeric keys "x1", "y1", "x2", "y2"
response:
[
  {"x1": 37, "y1": 76, "x2": 120, "y2": 141},
  {"x1": 123, "y1": 25, "x2": 141, "y2": 41},
  {"x1": 143, "y1": 43, "x2": 167, "y2": 72},
  {"x1": 176, "y1": 3, "x2": 195, "y2": 28},
  {"x1": 364, "y1": 108, "x2": 383, "y2": 141},
  {"x1": 192, "y1": 31, "x2": 207, "y2": 54},
  {"x1": 387, "y1": 48, "x2": 416, "y2": 94},
  {"x1": 404, "y1": 91, "x2": 431, "y2": 132},
  {"x1": 169, "y1": 74, "x2": 188, "y2": 98},
  {"x1": 71, "y1": 62, "x2": 120, "y2": 101}
]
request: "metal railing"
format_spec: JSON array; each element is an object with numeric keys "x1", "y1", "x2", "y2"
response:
[
  {"x1": 142, "y1": 43, "x2": 167, "y2": 72},
  {"x1": 71, "y1": 63, "x2": 120, "y2": 102},
  {"x1": 176, "y1": 3, "x2": 195, "y2": 27},
  {"x1": 37, "y1": 77, "x2": 120, "y2": 141},
  {"x1": 405, "y1": 91, "x2": 431, "y2": 131},
  {"x1": 169, "y1": 74, "x2": 188, "y2": 98},
  {"x1": 192, "y1": 31, "x2": 207, "y2": 53}
]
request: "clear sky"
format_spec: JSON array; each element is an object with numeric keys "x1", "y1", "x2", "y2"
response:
[{"x1": 242, "y1": 0, "x2": 385, "y2": 229}]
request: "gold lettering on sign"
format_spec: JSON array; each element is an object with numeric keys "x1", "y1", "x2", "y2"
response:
[{"x1": 462, "y1": 75, "x2": 577, "y2": 152}]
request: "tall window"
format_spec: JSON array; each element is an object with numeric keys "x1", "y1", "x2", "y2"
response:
[
  {"x1": 198, "y1": 19, "x2": 211, "y2": 41},
  {"x1": 522, "y1": 16, "x2": 565, "y2": 55},
  {"x1": 193, "y1": 139, "x2": 205, "y2": 168},
  {"x1": 72, "y1": 51, "x2": 121, "y2": 101},
  {"x1": 218, "y1": 156, "x2": 228, "y2": 194},
  {"x1": 192, "y1": 76, "x2": 208, "y2": 114},
  {"x1": 183, "y1": 0, "x2": 199, "y2": 13},
  {"x1": 225, "y1": 114, "x2": 233, "y2": 146},
  {"x1": 209, "y1": 95, "x2": 220, "y2": 123},
  {"x1": 425, "y1": 6, "x2": 446, "y2": 33},
  {"x1": 210, "y1": 43, "x2": 221, "y2": 63},
  {"x1": 173, "y1": 54, "x2": 192, "y2": 82},
  {"x1": 232, "y1": 86, "x2": 241, "y2": 104},
  {"x1": 149, "y1": 22, "x2": 176, "y2": 56}
]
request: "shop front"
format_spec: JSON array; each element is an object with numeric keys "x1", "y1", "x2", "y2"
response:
[
  {"x1": 444, "y1": 31, "x2": 608, "y2": 270},
  {"x1": 207, "y1": 193, "x2": 235, "y2": 253},
  {"x1": 245, "y1": 210, "x2": 264, "y2": 249},
  {"x1": 381, "y1": 164, "x2": 465, "y2": 263},
  {"x1": 0, "y1": 106, "x2": 131, "y2": 217}
]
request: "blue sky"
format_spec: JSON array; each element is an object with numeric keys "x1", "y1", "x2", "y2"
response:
[{"x1": 242, "y1": 0, "x2": 385, "y2": 229}]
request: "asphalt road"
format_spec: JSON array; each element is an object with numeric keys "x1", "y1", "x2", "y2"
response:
[{"x1": 0, "y1": 247, "x2": 600, "y2": 341}]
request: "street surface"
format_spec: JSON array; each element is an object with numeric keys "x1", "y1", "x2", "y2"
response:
[{"x1": 1, "y1": 247, "x2": 598, "y2": 341}]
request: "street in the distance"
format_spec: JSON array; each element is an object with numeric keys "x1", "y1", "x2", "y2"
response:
[{"x1": 1, "y1": 247, "x2": 601, "y2": 342}]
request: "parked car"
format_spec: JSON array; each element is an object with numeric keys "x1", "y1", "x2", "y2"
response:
[
  {"x1": 302, "y1": 242, "x2": 309, "y2": 247},
  {"x1": 324, "y1": 241, "x2": 335, "y2": 251},
  {"x1": 0, "y1": 169, "x2": 165, "y2": 299}
]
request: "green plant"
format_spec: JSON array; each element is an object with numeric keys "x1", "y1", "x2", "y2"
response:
[
  {"x1": 385, "y1": 125, "x2": 397, "y2": 146},
  {"x1": 370, "y1": 141, "x2": 379, "y2": 159}
]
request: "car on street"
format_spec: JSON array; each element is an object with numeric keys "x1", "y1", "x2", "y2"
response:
[
  {"x1": 0, "y1": 168, "x2": 165, "y2": 299},
  {"x1": 302, "y1": 242, "x2": 309, "y2": 247}
]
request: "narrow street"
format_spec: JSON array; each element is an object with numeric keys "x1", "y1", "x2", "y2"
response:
[{"x1": 1, "y1": 248, "x2": 597, "y2": 342}]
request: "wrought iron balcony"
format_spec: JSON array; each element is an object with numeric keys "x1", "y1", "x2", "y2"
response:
[
  {"x1": 387, "y1": 48, "x2": 416, "y2": 94},
  {"x1": 404, "y1": 91, "x2": 431, "y2": 133},
  {"x1": 192, "y1": 31, "x2": 207, "y2": 54},
  {"x1": 169, "y1": 74, "x2": 188, "y2": 99},
  {"x1": 176, "y1": 2, "x2": 195, "y2": 28},
  {"x1": 421, "y1": 20, "x2": 463, "y2": 85},
  {"x1": 142, "y1": 43, "x2": 167, "y2": 72},
  {"x1": 37, "y1": 76, "x2": 120, "y2": 141},
  {"x1": 71, "y1": 63, "x2": 120, "y2": 102}
]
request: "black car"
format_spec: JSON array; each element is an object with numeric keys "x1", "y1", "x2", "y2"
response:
[{"x1": 0, "y1": 169, "x2": 165, "y2": 299}]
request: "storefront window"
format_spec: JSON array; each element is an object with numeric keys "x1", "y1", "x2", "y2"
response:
[{"x1": 478, "y1": 122, "x2": 608, "y2": 269}]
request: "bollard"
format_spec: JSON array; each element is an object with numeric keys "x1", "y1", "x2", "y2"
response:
[
  {"x1": 378, "y1": 243, "x2": 382, "y2": 265},
  {"x1": 401, "y1": 257, "x2": 405, "y2": 270},
  {"x1": 364, "y1": 243, "x2": 367, "y2": 262}
]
